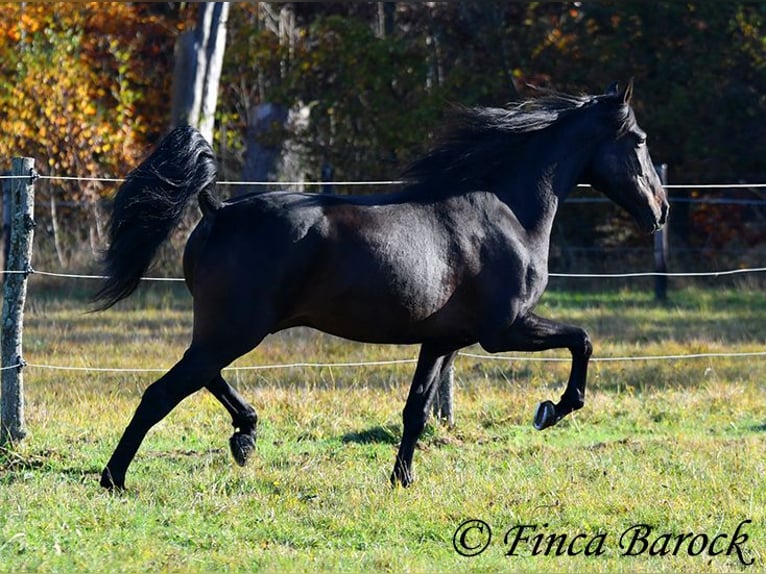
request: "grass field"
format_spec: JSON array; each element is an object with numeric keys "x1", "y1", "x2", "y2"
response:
[{"x1": 1, "y1": 280, "x2": 765, "y2": 572}]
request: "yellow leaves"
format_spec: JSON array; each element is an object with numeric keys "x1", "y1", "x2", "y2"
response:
[
  {"x1": 92, "y1": 142, "x2": 111, "y2": 155},
  {"x1": 19, "y1": 12, "x2": 41, "y2": 35}
]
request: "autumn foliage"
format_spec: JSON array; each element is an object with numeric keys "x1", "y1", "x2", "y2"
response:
[{"x1": 0, "y1": 2, "x2": 180, "y2": 201}]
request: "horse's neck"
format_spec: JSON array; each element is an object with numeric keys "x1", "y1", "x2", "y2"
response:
[{"x1": 499, "y1": 128, "x2": 599, "y2": 241}]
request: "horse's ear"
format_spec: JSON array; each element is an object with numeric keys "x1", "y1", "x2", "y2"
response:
[
  {"x1": 620, "y1": 78, "x2": 634, "y2": 104},
  {"x1": 604, "y1": 81, "x2": 619, "y2": 96}
]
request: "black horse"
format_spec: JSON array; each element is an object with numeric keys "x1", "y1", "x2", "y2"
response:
[{"x1": 95, "y1": 81, "x2": 668, "y2": 489}]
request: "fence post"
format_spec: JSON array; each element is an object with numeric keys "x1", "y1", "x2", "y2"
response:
[
  {"x1": 321, "y1": 163, "x2": 334, "y2": 194},
  {"x1": 1, "y1": 172, "x2": 10, "y2": 272},
  {"x1": 432, "y1": 360, "x2": 455, "y2": 426},
  {"x1": 1, "y1": 158, "x2": 36, "y2": 445},
  {"x1": 654, "y1": 163, "x2": 669, "y2": 301}
]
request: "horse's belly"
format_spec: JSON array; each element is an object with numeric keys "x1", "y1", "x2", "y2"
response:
[
  {"x1": 302, "y1": 308, "x2": 475, "y2": 345},
  {"x1": 291, "y1": 264, "x2": 479, "y2": 345}
]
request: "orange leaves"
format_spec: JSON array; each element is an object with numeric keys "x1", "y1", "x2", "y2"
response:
[
  {"x1": 0, "y1": 3, "x2": 47, "y2": 44},
  {"x1": 19, "y1": 10, "x2": 42, "y2": 34}
]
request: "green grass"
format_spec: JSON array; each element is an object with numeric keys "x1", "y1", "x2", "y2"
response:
[{"x1": 1, "y1": 281, "x2": 765, "y2": 572}]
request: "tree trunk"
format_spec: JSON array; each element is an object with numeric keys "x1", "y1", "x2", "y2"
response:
[
  {"x1": 171, "y1": 29, "x2": 197, "y2": 129},
  {"x1": 49, "y1": 193, "x2": 67, "y2": 267},
  {"x1": 198, "y1": 2, "x2": 229, "y2": 143},
  {"x1": 171, "y1": 2, "x2": 230, "y2": 143}
]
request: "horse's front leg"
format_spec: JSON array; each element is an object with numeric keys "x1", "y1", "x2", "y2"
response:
[{"x1": 480, "y1": 312, "x2": 592, "y2": 430}]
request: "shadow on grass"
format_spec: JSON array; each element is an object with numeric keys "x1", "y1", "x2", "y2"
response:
[
  {"x1": 341, "y1": 425, "x2": 399, "y2": 445},
  {"x1": 0, "y1": 446, "x2": 103, "y2": 486},
  {"x1": 0, "y1": 446, "x2": 52, "y2": 472},
  {"x1": 0, "y1": 445, "x2": 232, "y2": 489}
]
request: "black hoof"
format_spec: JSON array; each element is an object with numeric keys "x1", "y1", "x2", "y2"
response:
[
  {"x1": 390, "y1": 466, "x2": 414, "y2": 488},
  {"x1": 229, "y1": 431, "x2": 256, "y2": 467},
  {"x1": 533, "y1": 400, "x2": 558, "y2": 431},
  {"x1": 100, "y1": 467, "x2": 124, "y2": 490}
]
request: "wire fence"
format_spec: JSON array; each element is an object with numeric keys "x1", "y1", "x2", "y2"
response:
[
  {"x1": 4, "y1": 171, "x2": 766, "y2": 375},
  {"x1": 7, "y1": 265, "x2": 766, "y2": 282},
  {"x1": 32, "y1": 174, "x2": 766, "y2": 189},
  {"x1": 7, "y1": 348, "x2": 766, "y2": 375},
  {"x1": 15, "y1": 173, "x2": 766, "y2": 189}
]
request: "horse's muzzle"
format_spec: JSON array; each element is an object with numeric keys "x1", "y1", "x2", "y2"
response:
[
  {"x1": 658, "y1": 197, "x2": 670, "y2": 227},
  {"x1": 647, "y1": 192, "x2": 670, "y2": 233}
]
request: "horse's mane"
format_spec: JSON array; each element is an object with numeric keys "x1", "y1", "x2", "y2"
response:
[{"x1": 402, "y1": 91, "x2": 632, "y2": 191}]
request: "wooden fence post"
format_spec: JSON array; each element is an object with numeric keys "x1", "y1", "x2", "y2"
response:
[
  {"x1": 1, "y1": 157, "x2": 36, "y2": 445},
  {"x1": 432, "y1": 360, "x2": 455, "y2": 426},
  {"x1": 654, "y1": 163, "x2": 669, "y2": 301},
  {"x1": 2, "y1": 171, "x2": 10, "y2": 271}
]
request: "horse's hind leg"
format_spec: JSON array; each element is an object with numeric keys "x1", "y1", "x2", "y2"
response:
[
  {"x1": 206, "y1": 374, "x2": 258, "y2": 466},
  {"x1": 101, "y1": 344, "x2": 228, "y2": 490},
  {"x1": 391, "y1": 347, "x2": 457, "y2": 488}
]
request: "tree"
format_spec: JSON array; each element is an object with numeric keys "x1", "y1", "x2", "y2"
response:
[{"x1": 171, "y1": 2, "x2": 230, "y2": 143}]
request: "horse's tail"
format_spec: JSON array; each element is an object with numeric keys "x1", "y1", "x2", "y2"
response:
[{"x1": 93, "y1": 125, "x2": 221, "y2": 310}]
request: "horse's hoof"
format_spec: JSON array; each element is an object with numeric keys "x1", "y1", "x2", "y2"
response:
[
  {"x1": 390, "y1": 466, "x2": 414, "y2": 488},
  {"x1": 533, "y1": 400, "x2": 557, "y2": 430},
  {"x1": 229, "y1": 431, "x2": 256, "y2": 467},
  {"x1": 100, "y1": 467, "x2": 124, "y2": 490}
]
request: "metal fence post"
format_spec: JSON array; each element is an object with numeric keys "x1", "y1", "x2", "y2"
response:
[{"x1": 1, "y1": 158, "x2": 36, "y2": 445}]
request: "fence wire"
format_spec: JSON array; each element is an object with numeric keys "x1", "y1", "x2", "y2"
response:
[
  {"x1": 16, "y1": 348, "x2": 766, "y2": 375},
  {"x1": 4, "y1": 174, "x2": 766, "y2": 374},
  {"x1": 7, "y1": 265, "x2": 766, "y2": 281},
  {"x1": 3, "y1": 172, "x2": 766, "y2": 189}
]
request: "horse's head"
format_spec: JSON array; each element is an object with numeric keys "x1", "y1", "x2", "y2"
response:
[{"x1": 584, "y1": 80, "x2": 669, "y2": 233}]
